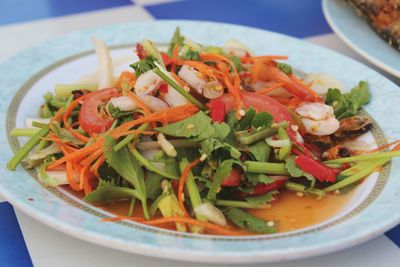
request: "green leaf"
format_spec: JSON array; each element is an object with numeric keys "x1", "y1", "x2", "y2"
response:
[
  {"x1": 84, "y1": 180, "x2": 139, "y2": 203},
  {"x1": 129, "y1": 56, "x2": 157, "y2": 77},
  {"x1": 229, "y1": 55, "x2": 245, "y2": 72},
  {"x1": 238, "y1": 107, "x2": 256, "y2": 130},
  {"x1": 226, "y1": 208, "x2": 277, "y2": 234},
  {"x1": 244, "y1": 191, "x2": 278, "y2": 207},
  {"x1": 50, "y1": 122, "x2": 85, "y2": 146},
  {"x1": 246, "y1": 173, "x2": 274, "y2": 186},
  {"x1": 325, "y1": 81, "x2": 370, "y2": 119},
  {"x1": 145, "y1": 172, "x2": 164, "y2": 200},
  {"x1": 277, "y1": 127, "x2": 291, "y2": 160},
  {"x1": 155, "y1": 111, "x2": 211, "y2": 138},
  {"x1": 252, "y1": 112, "x2": 273, "y2": 129},
  {"x1": 142, "y1": 39, "x2": 165, "y2": 68},
  {"x1": 207, "y1": 159, "x2": 234, "y2": 201},
  {"x1": 200, "y1": 138, "x2": 241, "y2": 159},
  {"x1": 225, "y1": 110, "x2": 239, "y2": 130},
  {"x1": 247, "y1": 141, "x2": 271, "y2": 162},
  {"x1": 285, "y1": 156, "x2": 316, "y2": 188},
  {"x1": 182, "y1": 49, "x2": 201, "y2": 61},
  {"x1": 277, "y1": 63, "x2": 292, "y2": 75},
  {"x1": 104, "y1": 135, "x2": 149, "y2": 218},
  {"x1": 210, "y1": 122, "x2": 231, "y2": 140},
  {"x1": 168, "y1": 27, "x2": 185, "y2": 56}
]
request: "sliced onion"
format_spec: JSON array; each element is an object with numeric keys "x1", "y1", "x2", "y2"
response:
[
  {"x1": 194, "y1": 203, "x2": 227, "y2": 226},
  {"x1": 91, "y1": 37, "x2": 113, "y2": 89},
  {"x1": 140, "y1": 95, "x2": 169, "y2": 112},
  {"x1": 157, "y1": 133, "x2": 177, "y2": 157},
  {"x1": 203, "y1": 81, "x2": 224, "y2": 99},
  {"x1": 109, "y1": 96, "x2": 137, "y2": 111},
  {"x1": 39, "y1": 170, "x2": 69, "y2": 186},
  {"x1": 266, "y1": 137, "x2": 290, "y2": 148}
]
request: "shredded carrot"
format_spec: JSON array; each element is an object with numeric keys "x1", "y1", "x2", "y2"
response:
[
  {"x1": 81, "y1": 147, "x2": 103, "y2": 166},
  {"x1": 175, "y1": 59, "x2": 219, "y2": 79},
  {"x1": 80, "y1": 165, "x2": 92, "y2": 195},
  {"x1": 170, "y1": 71, "x2": 187, "y2": 87},
  {"x1": 50, "y1": 108, "x2": 64, "y2": 126},
  {"x1": 287, "y1": 96, "x2": 303, "y2": 109},
  {"x1": 170, "y1": 44, "x2": 180, "y2": 72},
  {"x1": 178, "y1": 158, "x2": 201, "y2": 217},
  {"x1": 65, "y1": 161, "x2": 81, "y2": 191},
  {"x1": 115, "y1": 71, "x2": 136, "y2": 89},
  {"x1": 125, "y1": 91, "x2": 152, "y2": 115},
  {"x1": 63, "y1": 95, "x2": 90, "y2": 143},
  {"x1": 289, "y1": 74, "x2": 321, "y2": 102},
  {"x1": 90, "y1": 154, "x2": 106, "y2": 177},
  {"x1": 250, "y1": 59, "x2": 263, "y2": 83},
  {"x1": 255, "y1": 82, "x2": 286, "y2": 95},
  {"x1": 368, "y1": 140, "x2": 400, "y2": 153}
]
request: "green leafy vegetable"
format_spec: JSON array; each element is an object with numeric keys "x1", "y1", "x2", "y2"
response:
[
  {"x1": 247, "y1": 141, "x2": 271, "y2": 162},
  {"x1": 103, "y1": 135, "x2": 149, "y2": 219},
  {"x1": 246, "y1": 173, "x2": 274, "y2": 185},
  {"x1": 168, "y1": 27, "x2": 185, "y2": 56},
  {"x1": 229, "y1": 55, "x2": 245, "y2": 72},
  {"x1": 251, "y1": 112, "x2": 273, "y2": 129},
  {"x1": 200, "y1": 138, "x2": 241, "y2": 159},
  {"x1": 325, "y1": 81, "x2": 370, "y2": 119},
  {"x1": 238, "y1": 107, "x2": 256, "y2": 130},
  {"x1": 129, "y1": 56, "x2": 157, "y2": 77},
  {"x1": 226, "y1": 208, "x2": 277, "y2": 234},
  {"x1": 182, "y1": 49, "x2": 201, "y2": 61},
  {"x1": 277, "y1": 63, "x2": 292, "y2": 75},
  {"x1": 145, "y1": 172, "x2": 164, "y2": 200},
  {"x1": 277, "y1": 127, "x2": 291, "y2": 160},
  {"x1": 207, "y1": 159, "x2": 234, "y2": 201},
  {"x1": 84, "y1": 180, "x2": 139, "y2": 203},
  {"x1": 244, "y1": 191, "x2": 278, "y2": 207},
  {"x1": 285, "y1": 156, "x2": 315, "y2": 188}
]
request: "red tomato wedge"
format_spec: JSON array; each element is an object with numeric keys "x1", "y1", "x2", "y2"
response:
[
  {"x1": 209, "y1": 91, "x2": 293, "y2": 124},
  {"x1": 79, "y1": 88, "x2": 120, "y2": 134}
]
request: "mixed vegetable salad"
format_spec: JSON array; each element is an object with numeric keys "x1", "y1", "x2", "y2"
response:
[{"x1": 8, "y1": 28, "x2": 400, "y2": 235}]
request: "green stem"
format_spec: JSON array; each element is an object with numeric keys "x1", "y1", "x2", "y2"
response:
[
  {"x1": 7, "y1": 126, "x2": 49, "y2": 170},
  {"x1": 153, "y1": 68, "x2": 206, "y2": 110},
  {"x1": 130, "y1": 146, "x2": 179, "y2": 180},
  {"x1": 238, "y1": 121, "x2": 288, "y2": 145},
  {"x1": 179, "y1": 158, "x2": 207, "y2": 222},
  {"x1": 136, "y1": 139, "x2": 200, "y2": 150},
  {"x1": 323, "y1": 158, "x2": 390, "y2": 192},
  {"x1": 324, "y1": 150, "x2": 400, "y2": 164},
  {"x1": 127, "y1": 197, "x2": 136, "y2": 217},
  {"x1": 114, "y1": 123, "x2": 148, "y2": 151},
  {"x1": 10, "y1": 128, "x2": 40, "y2": 137},
  {"x1": 49, "y1": 99, "x2": 67, "y2": 108},
  {"x1": 286, "y1": 182, "x2": 326, "y2": 197},
  {"x1": 244, "y1": 161, "x2": 289, "y2": 175},
  {"x1": 215, "y1": 199, "x2": 268, "y2": 209}
]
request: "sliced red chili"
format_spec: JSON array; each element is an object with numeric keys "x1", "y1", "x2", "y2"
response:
[
  {"x1": 221, "y1": 168, "x2": 242, "y2": 187},
  {"x1": 294, "y1": 154, "x2": 337, "y2": 183},
  {"x1": 136, "y1": 43, "x2": 147, "y2": 60},
  {"x1": 159, "y1": 83, "x2": 169, "y2": 93},
  {"x1": 209, "y1": 99, "x2": 226, "y2": 123}
]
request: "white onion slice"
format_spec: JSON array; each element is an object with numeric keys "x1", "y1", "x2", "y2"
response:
[
  {"x1": 91, "y1": 37, "x2": 114, "y2": 89},
  {"x1": 194, "y1": 203, "x2": 227, "y2": 226}
]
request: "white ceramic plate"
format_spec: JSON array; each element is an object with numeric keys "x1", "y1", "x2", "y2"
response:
[
  {"x1": 323, "y1": 0, "x2": 400, "y2": 78},
  {"x1": 0, "y1": 21, "x2": 400, "y2": 263}
]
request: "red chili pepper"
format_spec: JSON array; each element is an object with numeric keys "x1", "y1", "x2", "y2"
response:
[
  {"x1": 294, "y1": 154, "x2": 337, "y2": 183},
  {"x1": 159, "y1": 83, "x2": 169, "y2": 93},
  {"x1": 209, "y1": 99, "x2": 226, "y2": 123},
  {"x1": 136, "y1": 43, "x2": 147, "y2": 60},
  {"x1": 79, "y1": 88, "x2": 119, "y2": 134},
  {"x1": 221, "y1": 168, "x2": 242, "y2": 187},
  {"x1": 161, "y1": 52, "x2": 172, "y2": 66}
]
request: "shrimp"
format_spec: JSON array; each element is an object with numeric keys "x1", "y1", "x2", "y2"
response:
[
  {"x1": 161, "y1": 85, "x2": 190, "y2": 107},
  {"x1": 134, "y1": 70, "x2": 163, "y2": 95},
  {"x1": 109, "y1": 95, "x2": 169, "y2": 112},
  {"x1": 178, "y1": 65, "x2": 206, "y2": 94},
  {"x1": 295, "y1": 102, "x2": 340, "y2": 136}
]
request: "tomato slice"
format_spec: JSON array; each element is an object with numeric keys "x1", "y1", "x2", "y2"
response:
[
  {"x1": 209, "y1": 99, "x2": 226, "y2": 123},
  {"x1": 221, "y1": 168, "x2": 242, "y2": 187},
  {"x1": 209, "y1": 91, "x2": 293, "y2": 123},
  {"x1": 79, "y1": 88, "x2": 119, "y2": 134}
]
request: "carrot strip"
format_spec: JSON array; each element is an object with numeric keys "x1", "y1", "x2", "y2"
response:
[
  {"x1": 90, "y1": 154, "x2": 106, "y2": 177},
  {"x1": 289, "y1": 74, "x2": 321, "y2": 102},
  {"x1": 175, "y1": 59, "x2": 219, "y2": 79},
  {"x1": 170, "y1": 72, "x2": 187, "y2": 87},
  {"x1": 369, "y1": 140, "x2": 400, "y2": 153},
  {"x1": 80, "y1": 165, "x2": 92, "y2": 195},
  {"x1": 255, "y1": 82, "x2": 286, "y2": 95},
  {"x1": 178, "y1": 158, "x2": 201, "y2": 217},
  {"x1": 63, "y1": 95, "x2": 90, "y2": 143},
  {"x1": 170, "y1": 44, "x2": 179, "y2": 72},
  {"x1": 81, "y1": 147, "x2": 103, "y2": 166},
  {"x1": 115, "y1": 71, "x2": 136, "y2": 89},
  {"x1": 240, "y1": 55, "x2": 288, "y2": 63}
]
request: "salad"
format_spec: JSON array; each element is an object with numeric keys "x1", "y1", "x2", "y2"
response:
[{"x1": 7, "y1": 28, "x2": 400, "y2": 235}]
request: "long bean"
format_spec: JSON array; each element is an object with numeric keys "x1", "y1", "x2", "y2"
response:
[{"x1": 7, "y1": 126, "x2": 49, "y2": 170}]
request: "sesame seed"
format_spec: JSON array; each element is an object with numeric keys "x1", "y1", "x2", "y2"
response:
[
  {"x1": 187, "y1": 123, "x2": 194, "y2": 129},
  {"x1": 296, "y1": 192, "x2": 304, "y2": 197},
  {"x1": 291, "y1": 125, "x2": 299, "y2": 131},
  {"x1": 267, "y1": 221, "x2": 275, "y2": 227},
  {"x1": 334, "y1": 189, "x2": 341, "y2": 195},
  {"x1": 239, "y1": 109, "x2": 246, "y2": 116}
]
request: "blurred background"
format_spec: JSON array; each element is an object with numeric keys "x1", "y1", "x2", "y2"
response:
[{"x1": 0, "y1": 1, "x2": 399, "y2": 267}]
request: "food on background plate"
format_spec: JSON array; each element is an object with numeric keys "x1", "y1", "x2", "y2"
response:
[
  {"x1": 345, "y1": 0, "x2": 400, "y2": 51},
  {"x1": 7, "y1": 28, "x2": 400, "y2": 236}
]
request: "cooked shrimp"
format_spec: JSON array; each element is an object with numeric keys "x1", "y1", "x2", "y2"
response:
[
  {"x1": 178, "y1": 65, "x2": 206, "y2": 94},
  {"x1": 295, "y1": 102, "x2": 339, "y2": 136},
  {"x1": 134, "y1": 70, "x2": 163, "y2": 95}
]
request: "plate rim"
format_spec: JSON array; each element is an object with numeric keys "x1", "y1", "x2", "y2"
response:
[{"x1": 1, "y1": 19, "x2": 400, "y2": 263}]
